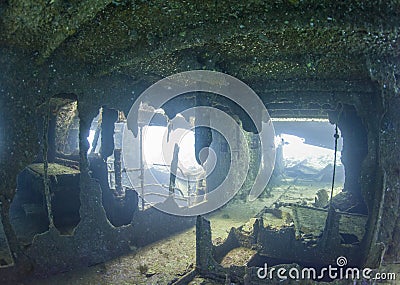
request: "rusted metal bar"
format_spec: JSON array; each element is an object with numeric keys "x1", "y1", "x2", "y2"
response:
[
  {"x1": 114, "y1": 148, "x2": 123, "y2": 195},
  {"x1": 42, "y1": 105, "x2": 55, "y2": 229},
  {"x1": 169, "y1": 143, "x2": 180, "y2": 196}
]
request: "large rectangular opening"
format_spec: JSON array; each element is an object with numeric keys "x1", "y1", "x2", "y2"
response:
[{"x1": 269, "y1": 118, "x2": 344, "y2": 208}]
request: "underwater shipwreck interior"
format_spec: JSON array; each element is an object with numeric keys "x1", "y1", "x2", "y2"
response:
[{"x1": 1, "y1": 0, "x2": 400, "y2": 284}]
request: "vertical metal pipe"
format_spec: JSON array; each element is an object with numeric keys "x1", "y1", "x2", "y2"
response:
[
  {"x1": 139, "y1": 126, "x2": 145, "y2": 210},
  {"x1": 90, "y1": 108, "x2": 102, "y2": 154},
  {"x1": 169, "y1": 143, "x2": 180, "y2": 197},
  {"x1": 187, "y1": 175, "x2": 191, "y2": 207},
  {"x1": 114, "y1": 148, "x2": 123, "y2": 195},
  {"x1": 43, "y1": 104, "x2": 55, "y2": 229}
]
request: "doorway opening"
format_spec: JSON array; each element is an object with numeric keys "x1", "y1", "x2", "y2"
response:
[{"x1": 268, "y1": 118, "x2": 344, "y2": 208}]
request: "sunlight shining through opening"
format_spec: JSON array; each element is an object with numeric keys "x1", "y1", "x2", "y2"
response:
[{"x1": 276, "y1": 133, "x2": 342, "y2": 171}]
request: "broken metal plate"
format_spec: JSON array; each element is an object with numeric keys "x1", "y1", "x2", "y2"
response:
[{"x1": 291, "y1": 205, "x2": 367, "y2": 241}]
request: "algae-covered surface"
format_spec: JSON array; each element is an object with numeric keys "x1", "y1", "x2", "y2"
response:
[
  {"x1": 0, "y1": 210, "x2": 13, "y2": 266},
  {"x1": 0, "y1": 1, "x2": 399, "y2": 284},
  {"x1": 28, "y1": 163, "x2": 80, "y2": 176},
  {"x1": 24, "y1": 181, "x2": 346, "y2": 284},
  {"x1": 26, "y1": 228, "x2": 196, "y2": 285},
  {"x1": 220, "y1": 247, "x2": 257, "y2": 268}
]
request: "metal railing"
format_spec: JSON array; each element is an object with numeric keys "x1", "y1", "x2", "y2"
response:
[{"x1": 106, "y1": 155, "x2": 206, "y2": 210}]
